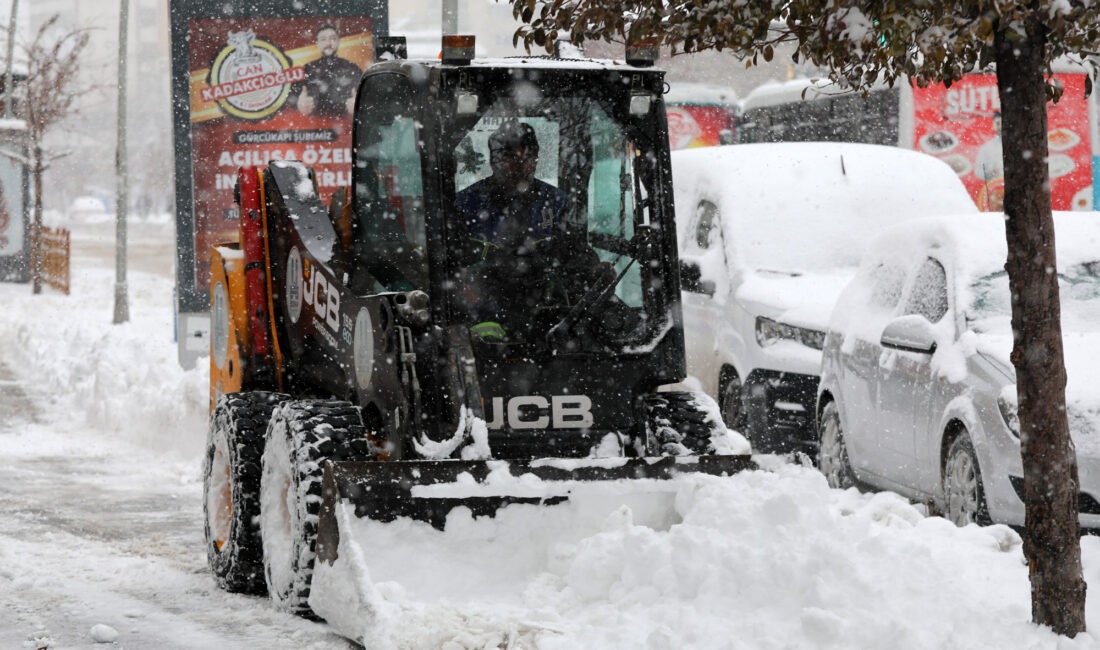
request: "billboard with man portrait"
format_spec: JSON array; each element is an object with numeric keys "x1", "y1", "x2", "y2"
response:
[{"x1": 170, "y1": 0, "x2": 387, "y2": 367}]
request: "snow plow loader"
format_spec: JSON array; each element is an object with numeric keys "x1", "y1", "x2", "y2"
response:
[{"x1": 202, "y1": 36, "x2": 752, "y2": 645}]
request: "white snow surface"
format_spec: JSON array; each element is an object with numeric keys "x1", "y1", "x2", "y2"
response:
[
  {"x1": 4, "y1": 218, "x2": 1100, "y2": 648},
  {"x1": 671, "y1": 142, "x2": 978, "y2": 276}
]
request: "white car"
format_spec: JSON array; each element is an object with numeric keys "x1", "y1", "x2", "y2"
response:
[
  {"x1": 817, "y1": 211, "x2": 1100, "y2": 527},
  {"x1": 674, "y1": 142, "x2": 976, "y2": 453}
]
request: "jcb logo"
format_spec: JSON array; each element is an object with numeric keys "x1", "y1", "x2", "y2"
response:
[
  {"x1": 302, "y1": 261, "x2": 340, "y2": 333},
  {"x1": 485, "y1": 395, "x2": 593, "y2": 430}
]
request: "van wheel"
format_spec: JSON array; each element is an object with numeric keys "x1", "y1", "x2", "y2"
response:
[
  {"x1": 943, "y1": 432, "x2": 991, "y2": 526},
  {"x1": 718, "y1": 368, "x2": 745, "y2": 432},
  {"x1": 818, "y1": 401, "x2": 856, "y2": 489}
]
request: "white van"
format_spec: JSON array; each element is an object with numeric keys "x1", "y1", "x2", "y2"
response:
[{"x1": 673, "y1": 142, "x2": 977, "y2": 454}]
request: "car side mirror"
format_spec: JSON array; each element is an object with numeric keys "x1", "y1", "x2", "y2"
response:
[
  {"x1": 680, "y1": 261, "x2": 715, "y2": 296},
  {"x1": 880, "y1": 314, "x2": 937, "y2": 354}
]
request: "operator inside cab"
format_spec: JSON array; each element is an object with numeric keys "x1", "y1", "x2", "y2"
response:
[
  {"x1": 456, "y1": 120, "x2": 565, "y2": 244},
  {"x1": 454, "y1": 119, "x2": 613, "y2": 343}
]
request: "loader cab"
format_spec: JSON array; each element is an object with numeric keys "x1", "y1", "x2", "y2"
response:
[
  {"x1": 350, "y1": 56, "x2": 679, "y2": 356},
  {"x1": 346, "y1": 44, "x2": 688, "y2": 455}
]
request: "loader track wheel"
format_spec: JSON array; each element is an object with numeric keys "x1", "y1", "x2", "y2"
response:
[
  {"x1": 259, "y1": 399, "x2": 369, "y2": 618},
  {"x1": 643, "y1": 391, "x2": 722, "y2": 456},
  {"x1": 203, "y1": 391, "x2": 287, "y2": 594}
]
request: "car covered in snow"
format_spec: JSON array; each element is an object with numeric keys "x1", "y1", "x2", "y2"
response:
[
  {"x1": 673, "y1": 142, "x2": 976, "y2": 454},
  {"x1": 68, "y1": 195, "x2": 109, "y2": 221},
  {"x1": 816, "y1": 211, "x2": 1100, "y2": 527}
]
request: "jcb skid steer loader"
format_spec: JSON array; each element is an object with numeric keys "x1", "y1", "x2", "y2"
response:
[{"x1": 203, "y1": 35, "x2": 753, "y2": 643}]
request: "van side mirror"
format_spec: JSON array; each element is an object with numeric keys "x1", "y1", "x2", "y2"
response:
[
  {"x1": 680, "y1": 261, "x2": 715, "y2": 296},
  {"x1": 880, "y1": 314, "x2": 937, "y2": 354}
]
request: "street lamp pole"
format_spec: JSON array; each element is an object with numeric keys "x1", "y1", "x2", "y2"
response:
[
  {"x1": 113, "y1": 0, "x2": 129, "y2": 323},
  {"x1": 4, "y1": 0, "x2": 16, "y2": 119}
]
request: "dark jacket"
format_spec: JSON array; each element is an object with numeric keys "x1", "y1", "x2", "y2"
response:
[
  {"x1": 455, "y1": 176, "x2": 566, "y2": 247},
  {"x1": 296, "y1": 55, "x2": 362, "y2": 117}
]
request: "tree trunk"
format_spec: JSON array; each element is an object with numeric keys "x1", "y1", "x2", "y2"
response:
[
  {"x1": 994, "y1": 23, "x2": 1086, "y2": 636},
  {"x1": 31, "y1": 143, "x2": 43, "y2": 295}
]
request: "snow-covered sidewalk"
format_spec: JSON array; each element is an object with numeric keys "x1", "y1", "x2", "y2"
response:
[{"x1": 2, "y1": 217, "x2": 1099, "y2": 649}]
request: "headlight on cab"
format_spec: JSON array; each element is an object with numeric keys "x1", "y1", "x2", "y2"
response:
[{"x1": 755, "y1": 316, "x2": 826, "y2": 351}]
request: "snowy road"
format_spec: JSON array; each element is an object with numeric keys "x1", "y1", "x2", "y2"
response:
[
  {"x1": 0, "y1": 219, "x2": 356, "y2": 649},
  {"x1": 0, "y1": 414, "x2": 355, "y2": 649}
]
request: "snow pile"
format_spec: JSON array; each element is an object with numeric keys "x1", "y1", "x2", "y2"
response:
[
  {"x1": 4, "y1": 218, "x2": 1100, "y2": 648},
  {"x1": 317, "y1": 463, "x2": 1100, "y2": 649},
  {"x1": 0, "y1": 221, "x2": 208, "y2": 460}
]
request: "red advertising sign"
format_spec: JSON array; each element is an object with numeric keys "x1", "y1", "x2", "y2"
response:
[
  {"x1": 666, "y1": 104, "x2": 736, "y2": 150},
  {"x1": 187, "y1": 17, "x2": 373, "y2": 291},
  {"x1": 912, "y1": 73, "x2": 1093, "y2": 211}
]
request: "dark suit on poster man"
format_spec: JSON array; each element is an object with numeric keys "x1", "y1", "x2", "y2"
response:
[{"x1": 294, "y1": 24, "x2": 362, "y2": 118}]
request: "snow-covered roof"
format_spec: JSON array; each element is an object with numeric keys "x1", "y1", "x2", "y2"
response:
[
  {"x1": 402, "y1": 55, "x2": 659, "y2": 72},
  {"x1": 671, "y1": 141, "x2": 978, "y2": 274},
  {"x1": 741, "y1": 78, "x2": 837, "y2": 112},
  {"x1": 742, "y1": 56, "x2": 1093, "y2": 112},
  {"x1": 863, "y1": 211, "x2": 1100, "y2": 287}
]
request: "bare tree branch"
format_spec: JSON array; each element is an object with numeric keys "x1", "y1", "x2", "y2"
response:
[{"x1": 18, "y1": 13, "x2": 91, "y2": 294}]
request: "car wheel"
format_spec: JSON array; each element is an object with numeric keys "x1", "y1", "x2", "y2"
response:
[
  {"x1": 718, "y1": 369, "x2": 745, "y2": 432},
  {"x1": 818, "y1": 401, "x2": 856, "y2": 489},
  {"x1": 943, "y1": 433, "x2": 991, "y2": 526}
]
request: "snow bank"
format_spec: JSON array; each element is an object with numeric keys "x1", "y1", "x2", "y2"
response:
[
  {"x1": 0, "y1": 221, "x2": 208, "y2": 460},
  {"x1": 317, "y1": 463, "x2": 1100, "y2": 649}
]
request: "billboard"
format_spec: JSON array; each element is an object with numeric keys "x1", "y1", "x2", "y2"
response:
[
  {"x1": 0, "y1": 123, "x2": 29, "y2": 283},
  {"x1": 912, "y1": 73, "x2": 1094, "y2": 211},
  {"x1": 666, "y1": 104, "x2": 737, "y2": 150},
  {"x1": 170, "y1": 0, "x2": 387, "y2": 367}
]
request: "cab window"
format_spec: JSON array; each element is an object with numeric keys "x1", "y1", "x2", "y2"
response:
[{"x1": 351, "y1": 74, "x2": 427, "y2": 293}]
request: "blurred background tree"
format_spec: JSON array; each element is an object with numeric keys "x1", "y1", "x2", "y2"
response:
[{"x1": 21, "y1": 14, "x2": 90, "y2": 293}]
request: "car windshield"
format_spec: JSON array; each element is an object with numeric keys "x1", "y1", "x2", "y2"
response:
[{"x1": 969, "y1": 263, "x2": 1100, "y2": 333}]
